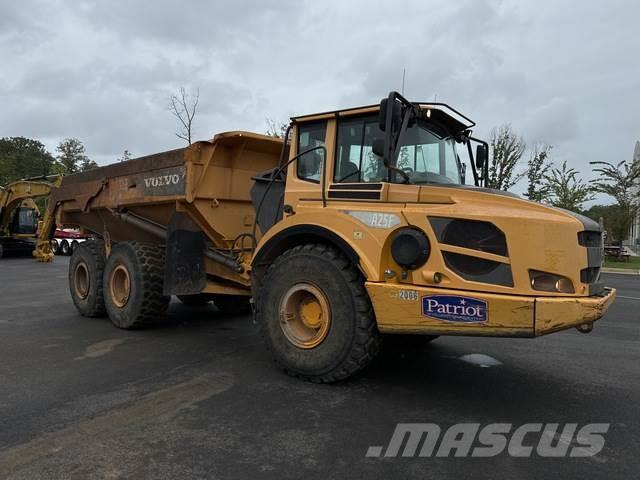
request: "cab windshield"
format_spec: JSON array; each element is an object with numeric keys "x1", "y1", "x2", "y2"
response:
[
  {"x1": 333, "y1": 115, "x2": 462, "y2": 185},
  {"x1": 394, "y1": 120, "x2": 461, "y2": 185}
]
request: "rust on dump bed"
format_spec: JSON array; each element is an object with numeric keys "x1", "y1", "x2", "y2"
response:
[{"x1": 48, "y1": 131, "x2": 284, "y2": 290}]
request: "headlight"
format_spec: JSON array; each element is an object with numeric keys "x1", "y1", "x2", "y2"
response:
[
  {"x1": 529, "y1": 270, "x2": 575, "y2": 293},
  {"x1": 391, "y1": 228, "x2": 430, "y2": 270}
]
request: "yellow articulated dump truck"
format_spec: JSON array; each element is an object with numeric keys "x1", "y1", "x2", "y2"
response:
[{"x1": 44, "y1": 91, "x2": 615, "y2": 382}]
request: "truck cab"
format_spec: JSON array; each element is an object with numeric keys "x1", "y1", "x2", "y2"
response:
[{"x1": 250, "y1": 92, "x2": 615, "y2": 380}]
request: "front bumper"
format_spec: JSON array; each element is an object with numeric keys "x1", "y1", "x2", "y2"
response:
[{"x1": 366, "y1": 282, "x2": 616, "y2": 337}]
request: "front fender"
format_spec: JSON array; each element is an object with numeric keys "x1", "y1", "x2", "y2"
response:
[{"x1": 252, "y1": 209, "x2": 409, "y2": 281}]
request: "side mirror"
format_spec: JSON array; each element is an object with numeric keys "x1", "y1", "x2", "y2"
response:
[
  {"x1": 378, "y1": 97, "x2": 402, "y2": 133},
  {"x1": 372, "y1": 138, "x2": 384, "y2": 157},
  {"x1": 378, "y1": 99, "x2": 388, "y2": 132},
  {"x1": 475, "y1": 144, "x2": 488, "y2": 170}
]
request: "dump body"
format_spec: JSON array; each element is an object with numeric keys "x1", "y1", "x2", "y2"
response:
[{"x1": 49, "y1": 131, "x2": 283, "y2": 294}]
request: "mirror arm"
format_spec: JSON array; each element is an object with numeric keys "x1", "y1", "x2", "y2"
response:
[{"x1": 466, "y1": 140, "x2": 479, "y2": 186}]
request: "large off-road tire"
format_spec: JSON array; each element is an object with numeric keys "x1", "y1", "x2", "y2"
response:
[
  {"x1": 68, "y1": 240, "x2": 107, "y2": 317},
  {"x1": 103, "y1": 242, "x2": 169, "y2": 329},
  {"x1": 256, "y1": 243, "x2": 380, "y2": 383},
  {"x1": 212, "y1": 294, "x2": 252, "y2": 314},
  {"x1": 177, "y1": 293, "x2": 214, "y2": 306}
]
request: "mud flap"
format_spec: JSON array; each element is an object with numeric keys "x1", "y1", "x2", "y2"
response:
[{"x1": 164, "y1": 213, "x2": 206, "y2": 296}]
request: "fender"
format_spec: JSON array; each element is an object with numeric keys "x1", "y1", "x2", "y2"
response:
[
  {"x1": 251, "y1": 210, "x2": 399, "y2": 282},
  {"x1": 253, "y1": 223, "x2": 359, "y2": 269}
]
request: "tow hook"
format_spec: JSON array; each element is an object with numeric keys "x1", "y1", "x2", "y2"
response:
[{"x1": 576, "y1": 322, "x2": 594, "y2": 334}]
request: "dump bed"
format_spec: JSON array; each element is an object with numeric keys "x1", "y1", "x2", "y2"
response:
[{"x1": 50, "y1": 131, "x2": 283, "y2": 246}]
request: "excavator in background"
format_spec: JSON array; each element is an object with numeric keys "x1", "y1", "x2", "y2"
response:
[{"x1": 0, "y1": 176, "x2": 62, "y2": 261}]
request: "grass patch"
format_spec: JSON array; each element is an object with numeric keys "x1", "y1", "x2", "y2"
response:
[{"x1": 604, "y1": 255, "x2": 640, "y2": 270}]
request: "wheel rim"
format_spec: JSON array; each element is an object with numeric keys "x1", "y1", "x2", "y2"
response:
[
  {"x1": 110, "y1": 264, "x2": 131, "y2": 308},
  {"x1": 279, "y1": 283, "x2": 331, "y2": 349},
  {"x1": 74, "y1": 262, "x2": 90, "y2": 299}
]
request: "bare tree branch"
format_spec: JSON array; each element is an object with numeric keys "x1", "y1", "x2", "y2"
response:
[{"x1": 168, "y1": 86, "x2": 200, "y2": 144}]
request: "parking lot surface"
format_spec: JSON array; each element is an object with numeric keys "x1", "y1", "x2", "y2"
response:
[{"x1": 0, "y1": 257, "x2": 638, "y2": 479}]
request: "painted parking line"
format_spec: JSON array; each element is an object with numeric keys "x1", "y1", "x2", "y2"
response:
[{"x1": 616, "y1": 295, "x2": 640, "y2": 301}]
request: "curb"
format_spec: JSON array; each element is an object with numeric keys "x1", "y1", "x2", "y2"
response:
[{"x1": 601, "y1": 267, "x2": 640, "y2": 275}]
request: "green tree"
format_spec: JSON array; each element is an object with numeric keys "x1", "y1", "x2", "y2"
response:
[
  {"x1": 486, "y1": 124, "x2": 526, "y2": 191},
  {"x1": 524, "y1": 144, "x2": 553, "y2": 202},
  {"x1": 54, "y1": 138, "x2": 96, "y2": 173},
  {"x1": 0, "y1": 137, "x2": 55, "y2": 185},
  {"x1": 584, "y1": 204, "x2": 629, "y2": 244},
  {"x1": 590, "y1": 159, "x2": 640, "y2": 243},
  {"x1": 544, "y1": 161, "x2": 593, "y2": 212}
]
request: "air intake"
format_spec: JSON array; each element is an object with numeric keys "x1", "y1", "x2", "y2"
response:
[{"x1": 429, "y1": 218, "x2": 508, "y2": 256}]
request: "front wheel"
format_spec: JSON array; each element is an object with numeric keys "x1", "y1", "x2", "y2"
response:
[{"x1": 256, "y1": 244, "x2": 380, "y2": 383}]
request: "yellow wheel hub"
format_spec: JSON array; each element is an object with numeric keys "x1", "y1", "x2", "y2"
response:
[
  {"x1": 110, "y1": 264, "x2": 131, "y2": 308},
  {"x1": 74, "y1": 262, "x2": 90, "y2": 299},
  {"x1": 279, "y1": 283, "x2": 331, "y2": 349}
]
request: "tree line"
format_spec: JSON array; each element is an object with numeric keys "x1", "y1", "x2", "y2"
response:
[{"x1": 0, "y1": 137, "x2": 98, "y2": 185}]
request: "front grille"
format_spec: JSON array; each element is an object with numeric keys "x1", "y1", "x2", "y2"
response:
[
  {"x1": 580, "y1": 267, "x2": 600, "y2": 284},
  {"x1": 578, "y1": 231, "x2": 602, "y2": 248},
  {"x1": 578, "y1": 230, "x2": 603, "y2": 292}
]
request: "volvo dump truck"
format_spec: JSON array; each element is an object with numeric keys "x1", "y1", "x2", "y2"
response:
[{"x1": 43, "y1": 92, "x2": 615, "y2": 382}]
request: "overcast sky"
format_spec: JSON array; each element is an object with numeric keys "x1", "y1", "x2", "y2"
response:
[{"x1": 1, "y1": 0, "x2": 638, "y2": 197}]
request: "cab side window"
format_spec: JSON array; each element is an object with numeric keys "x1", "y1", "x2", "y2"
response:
[
  {"x1": 297, "y1": 121, "x2": 327, "y2": 183},
  {"x1": 334, "y1": 115, "x2": 385, "y2": 183}
]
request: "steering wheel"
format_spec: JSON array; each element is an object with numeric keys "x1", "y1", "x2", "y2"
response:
[
  {"x1": 338, "y1": 170, "x2": 360, "y2": 182},
  {"x1": 401, "y1": 167, "x2": 414, "y2": 175}
]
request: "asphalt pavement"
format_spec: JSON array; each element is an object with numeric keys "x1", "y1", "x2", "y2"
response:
[{"x1": 0, "y1": 257, "x2": 638, "y2": 479}]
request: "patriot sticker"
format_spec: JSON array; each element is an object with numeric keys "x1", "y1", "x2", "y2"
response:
[{"x1": 421, "y1": 295, "x2": 488, "y2": 323}]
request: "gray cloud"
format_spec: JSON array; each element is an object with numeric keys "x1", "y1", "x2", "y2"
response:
[{"x1": 1, "y1": 0, "x2": 638, "y2": 198}]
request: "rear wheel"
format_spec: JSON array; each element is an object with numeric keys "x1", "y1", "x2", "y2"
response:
[
  {"x1": 51, "y1": 239, "x2": 59, "y2": 254},
  {"x1": 71, "y1": 240, "x2": 80, "y2": 252},
  {"x1": 256, "y1": 244, "x2": 380, "y2": 383},
  {"x1": 68, "y1": 240, "x2": 106, "y2": 317},
  {"x1": 103, "y1": 242, "x2": 169, "y2": 329}
]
